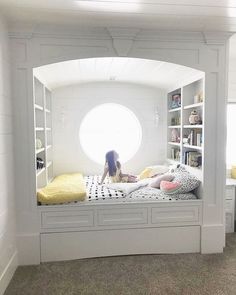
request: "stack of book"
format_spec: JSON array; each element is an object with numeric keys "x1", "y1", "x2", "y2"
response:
[
  {"x1": 184, "y1": 151, "x2": 202, "y2": 167},
  {"x1": 186, "y1": 129, "x2": 202, "y2": 146}
]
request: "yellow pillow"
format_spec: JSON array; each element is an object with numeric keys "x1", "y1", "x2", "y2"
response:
[
  {"x1": 139, "y1": 168, "x2": 153, "y2": 179},
  {"x1": 139, "y1": 165, "x2": 170, "y2": 180},
  {"x1": 37, "y1": 173, "x2": 86, "y2": 205}
]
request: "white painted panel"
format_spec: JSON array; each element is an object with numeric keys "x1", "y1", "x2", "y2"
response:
[
  {"x1": 0, "y1": 16, "x2": 17, "y2": 292},
  {"x1": 41, "y1": 226, "x2": 200, "y2": 262},
  {"x1": 97, "y1": 208, "x2": 148, "y2": 226},
  {"x1": 41, "y1": 210, "x2": 94, "y2": 229},
  {"x1": 151, "y1": 206, "x2": 200, "y2": 224}
]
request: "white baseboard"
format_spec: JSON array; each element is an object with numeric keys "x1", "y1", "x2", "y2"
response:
[
  {"x1": 17, "y1": 233, "x2": 40, "y2": 265},
  {"x1": 201, "y1": 224, "x2": 225, "y2": 254},
  {"x1": 0, "y1": 251, "x2": 18, "y2": 295}
]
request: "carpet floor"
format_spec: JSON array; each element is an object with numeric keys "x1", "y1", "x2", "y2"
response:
[{"x1": 4, "y1": 234, "x2": 236, "y2": 295}]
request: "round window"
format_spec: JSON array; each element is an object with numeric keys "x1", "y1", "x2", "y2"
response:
[{"x1": 79, "y1": 103, "x2": 142, "y2": 164}]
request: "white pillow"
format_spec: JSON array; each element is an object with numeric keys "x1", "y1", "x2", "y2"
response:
[{"x1": 105, "y1": 181, "x2": 148, "y2": 194}]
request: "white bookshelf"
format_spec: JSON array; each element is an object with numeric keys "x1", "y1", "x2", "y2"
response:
[
  {"x1": 167, "y1": 77, "x2": 204, "y2": 169},
  {"x1": 34, "y1": 76, "x2": 53, "y2": 191}
]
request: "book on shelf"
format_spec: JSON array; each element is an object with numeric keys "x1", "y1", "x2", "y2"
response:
[
  {"x1": 183, "y1": 151, "x2": 202, "y2": 168},
  {"x1": 184, "y1": 129, "x2": 202, "y2": 146}
]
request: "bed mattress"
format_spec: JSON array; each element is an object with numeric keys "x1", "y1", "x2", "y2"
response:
[{"x1": 39, "y1": 175, "x2": 197, "y2": 206}]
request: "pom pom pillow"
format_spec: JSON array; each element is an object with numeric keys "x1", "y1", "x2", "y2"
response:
[
  {"x1": 150, "y1": 174, "x2": 174, "y2": 189},
  {"x1": 160, "y1": 181, "x2": 182, "y2": 194},
  {"x1": 170, "y1": 166, "x2": 200, "y2": 193}
]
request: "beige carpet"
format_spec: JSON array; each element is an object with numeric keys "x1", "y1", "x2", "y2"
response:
[{"x1": 4, "y1": 234, "x2": 236, "y2": 295}]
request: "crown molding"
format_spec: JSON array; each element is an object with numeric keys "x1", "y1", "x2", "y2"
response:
[
  {"x1": 8, "y1": 23, "x2": 233, "y2": 45},
  {"x1": 202, "y1": 31, "x2": 233, "y2": 45}
]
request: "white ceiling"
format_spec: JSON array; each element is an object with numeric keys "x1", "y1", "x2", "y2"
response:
[
  {"x1": 1, "y1": 0, "x2": 236, "y2": 32},
  {"x1": 33, "y1": 57, "x2": 203, "y2": 91}
]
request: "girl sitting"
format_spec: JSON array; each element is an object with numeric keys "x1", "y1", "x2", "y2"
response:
[{"x1": 99, "y1": 150, "x2": 137, "y2": 184}]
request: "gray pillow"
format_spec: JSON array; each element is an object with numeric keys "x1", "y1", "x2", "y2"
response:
[{"x1": 170, "y1": 167, "x2": 200, "y2": 193}]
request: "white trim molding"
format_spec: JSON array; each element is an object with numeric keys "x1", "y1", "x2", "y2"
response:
[{"x1": 0, "y1": 251, "x2": 18, "y2": 295}]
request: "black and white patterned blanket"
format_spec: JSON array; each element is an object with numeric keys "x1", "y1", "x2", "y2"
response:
[
  {"x1": 85, "y1": 175, "x2": 126, "y2": 201},
  {"x1": 85, "y1": 175, "x2": 197, "y2": 202}
]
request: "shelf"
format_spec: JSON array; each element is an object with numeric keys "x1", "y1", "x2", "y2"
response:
[
  {"x1": 168, "y1": 142, "x2": 180, "y2": 147},
  {"x1": 35, "y1": 104, "x2": 43, "y2": 111},
  {"x1": 36, "y1": 167, "x2": 45, "y2": 176},
  {"x1": 184, "y1": 164, "x2": 202, "y2": 170},
  {"x1": 46, "y1": 128, "x2": 51, "y2": 131},
  {"x1": 168, "y1": 107, "x2": 181, "y2": 113},
  {"x1": 183, "y1": 144, "x2": 202, "y2": 151},
  {"x1": 184, "y1": 102, "x2": 203, "y2": 110},
  {"x1": 45, "y1": 109, "x2": 51, "y2": 113},
  {"x1": 168, "y1": 125, "x2": 181, "y2": 129},
  {"x1": 35, "y1": 127, "x2": 44, "y2": 131},
  {"x1": 47, "y1": 161, "x2": 52, "y2": 168},
  {"x1": 36, "y1": 148, "x2": 45, "y2": 154},
  {"x1": 183, "y1": 125, "x2": 203, "y2": 129},
  {"x1": 46, "y1": 145, "x2": 52, "y2": 150}
]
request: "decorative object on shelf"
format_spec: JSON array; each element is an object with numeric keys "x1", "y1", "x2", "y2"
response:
[
  {"x1": 36, "y1": 138, "x2": 43, "y2": 149},
  {"x1": 189, "y1": 110, "x2": 202, "y2": 125},
  {"x1": 171, "y1": 129, "x2": 180, "y2": 143},
  {"x1": 171, "y1": 93, "x2": 181, "y2": 109},
  {"x1": 171, "y1": 148, "x2": 180, "y2": 161},
  {"x1": 193, "y1": 91, "x2": 204, "y2": 104},
  {"x1": 198, "y1": 91, "x2": 204, "y2": 102},
  {"x1": 171, "y1": 116, "x2": 181, "y2": 126},
  {"x1": 37, "y1": 157, "x2": 44, "y2": 170},
  {"x1": 183, "y1": 136, "x2": 188, "y2": 144}
]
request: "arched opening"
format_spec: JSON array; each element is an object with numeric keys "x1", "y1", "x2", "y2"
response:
[{"x1": 33, "y1": 57, "x2": 204, "y2": 193}]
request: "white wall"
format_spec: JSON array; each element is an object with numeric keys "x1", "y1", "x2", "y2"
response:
[
  {"x1": 52, "y1": 82, "x2": 166, "y2": 176},
  {"x1": 0, "y1": 16, "x2": 17, "y2": 295},
  {"x1": 228, "y1": 34, "x2": 236, "y2": 102}
]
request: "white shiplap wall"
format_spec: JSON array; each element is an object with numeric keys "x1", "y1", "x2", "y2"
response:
[
  {"x1": 52, "y1": 82, "x2": 167, "y2": 176},
  {"x1": 0, "y1": 16, "x2": 17, "y2": 294}
]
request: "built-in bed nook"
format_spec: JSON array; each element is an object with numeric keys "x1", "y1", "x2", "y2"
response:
[{"x1": 33, "y1": 58, "x2": 205, "y2": 262}]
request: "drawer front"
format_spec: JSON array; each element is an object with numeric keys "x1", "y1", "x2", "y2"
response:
[
  {"x1": 226, "y1": 213, "x2": 234, "y2": 233},
  {"x1": 225, "y1": 200, "x2": 234, "y2": 213},
  {"x1": 151, "y1": 206, "x2": 200, "y2": 224},
  {"x1": 41, "y1": 210, "x2": 94, "y2": 229},
  {"x1": 226, "y1": 187, "x2": 235, "y2": 200},
  {"x1": 97, "y1": 208, "x2": 148, "y2": 226}
]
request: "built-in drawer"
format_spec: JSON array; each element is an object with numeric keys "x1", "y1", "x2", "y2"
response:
[
  {"x1": 151, "y1": 206, "x2": 200, "y2": 224},
  {"x1": 97, "y1": 208, "x2": 148, "y2": 226},
  {"x1": 226, "y1": 187, "x2": 235, "y2": 200},
  {"x1": 226, "y1": 212, "x2": 234, "y2": 233},
  {"x1": 225, "y1": 199, "x2": 234, "y2": 213},
  {"x1": 41, "y1": 210, "x2": 94, "y2": 229}
]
